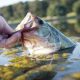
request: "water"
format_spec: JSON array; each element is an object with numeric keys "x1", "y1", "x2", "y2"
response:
[
  {"x1": 67, "y1": 42, "x2": 80, "y2": 62},
  {"x1": 0, "y1": 54, "x2": 11, "y2": 65},
  {"x1": 53, "y1": 42, "x2": 80, "y2": 80},
  {"x1": 53, "y1": 61, "x2": 80, "y2": 80},
  {"x1": 0, "y1": 43, "x2": 80, "y2": 80},
  {"x1": 0, "y1": 48, "x2": 19, "y2": 66}
]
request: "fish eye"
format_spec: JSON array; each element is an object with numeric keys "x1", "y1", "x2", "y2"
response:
[{"x1": 36, "y1": 17, "x2": 44, "y2": 25}]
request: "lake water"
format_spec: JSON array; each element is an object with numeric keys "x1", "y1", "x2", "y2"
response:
[
  {"x1": 0, "y1": 43, "x2": 80, "y2": 80},
  {"x1": 53, "y1": 42, "x2": 80, "y2": 80},
  {"x1": 0, "y1": 54, "x2": 11, "y2": 65}
]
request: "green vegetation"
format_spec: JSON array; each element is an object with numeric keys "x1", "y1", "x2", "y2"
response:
[{"x1": 0, "y1": 0, "x2": 80, "y2": 36}]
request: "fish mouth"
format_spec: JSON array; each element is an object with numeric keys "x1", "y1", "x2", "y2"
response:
[
  {"x1": 24, "y1": 12, "x2": 44, "y2": 29},
  {"x1": 16, "y1": 12, "x2": 44, "y2": 31}
]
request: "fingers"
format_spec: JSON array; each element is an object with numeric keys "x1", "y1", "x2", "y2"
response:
[
  {"x1": 0, "y1": 16, "x2": 13, "y2": 34},
  {"x1": 4, "y1": 32, "x2": 21, "y2": 48}
]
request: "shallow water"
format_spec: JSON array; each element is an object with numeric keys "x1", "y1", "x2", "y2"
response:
[
  {"x1": 0, "y1": 48, "x2": 21, "y2": 65},
  {"x1": 0, "y1": 54, "x2": 11, "y2": 65},
  {"x1": 52, "y1": 42, "x2": 80, "y2": 80},
  {"x1": 0, "y1": 43, "x2": 80, "y2": 80}
]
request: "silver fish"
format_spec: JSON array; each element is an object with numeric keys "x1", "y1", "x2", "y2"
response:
[{"x1": 17, "y1": 12, "x2": 75, "y2": 57}]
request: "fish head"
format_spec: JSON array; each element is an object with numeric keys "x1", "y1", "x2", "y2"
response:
[
  {"x1": 19, "y1": 12, "x2": 60, "y2": 56},
  {"x1": 23, "y1": 13, "x2": 44, "y2": 30}
]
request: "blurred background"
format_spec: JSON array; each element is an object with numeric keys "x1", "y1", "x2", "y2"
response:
[
  {"x1": 0, "y1": 0, "x2": 80, "y2": 40},
  {"x1": 0, "y1": 1, "x2": 80, "y2": 80}
]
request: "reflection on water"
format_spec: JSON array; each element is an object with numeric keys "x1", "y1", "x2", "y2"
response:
[
  {"x1": 67, "y1": 42, "x2": 80, "y2": 62},
  {"x1": 0, "y1": 54, "x2": 12, "y2": 65},
  {"x1": 0, "y1": 47, "x2": 22, "y2": 66},
  {"x1": 0, "y1": 43, "x2": 80, "y2": 80},
  {"x1": 53, "y1": 43, "x2": 80, "y2": 80},
  {"x1": 53, "y1": 61, "x2": 80, "y2": 80}
]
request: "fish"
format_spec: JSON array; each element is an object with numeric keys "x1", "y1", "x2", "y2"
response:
[{"x1": 16, "y1": 12, "x2": 75, "y2": 57}]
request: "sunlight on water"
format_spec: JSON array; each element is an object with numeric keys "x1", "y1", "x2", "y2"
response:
[{"x1": 0, "y1": 54, "x2": 11, "y2": 65}]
